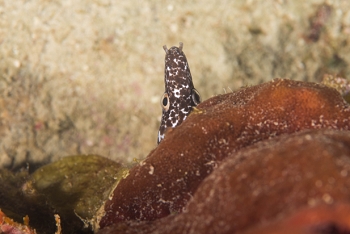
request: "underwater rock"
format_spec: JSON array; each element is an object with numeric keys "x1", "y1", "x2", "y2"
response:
[
  {"x1": 23, "y1": 155, "x2": 129, "y2": 233},
  {"x1": 0, "y1": 168, "x2": 58, "y2": 233},
  {"x1": 98, "y1": 129, "x2": 350, "y2": 234},
  {"x1": 162, "y1": 129, "x2": 350, "y2": 233},
  {"x1": 322, "y1": 74, "x2": 350, "y2": 103},
  {"x1": 241, "y1": 202, "x2": 350, "y2": 234},
  {"x1": 0, "y1": 210, "x2": 36, "y2": 234},
  {"x1": 99, "y1": 78, "x2": 350, "y2": 228}
]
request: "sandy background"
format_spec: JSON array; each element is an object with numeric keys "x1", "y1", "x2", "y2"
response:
[{"x1": 0, "y1": 0, "x2": 349, "y2": 169}]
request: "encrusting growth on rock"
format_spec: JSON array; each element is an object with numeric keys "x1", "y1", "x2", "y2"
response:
[
  {"x1": 98, "y1": 129, "x2": 350, "y2": 234},
  {"x1": 99, "y1": 78, "x2": 350, "y2": 229}
]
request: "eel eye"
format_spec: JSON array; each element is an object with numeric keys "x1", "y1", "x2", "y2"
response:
[
  {"x1": 192, "y1": 88, "x2": 201, "y2": 106},
  {"x1": 160, "y1": 93, "x2": 170, "y2": 111}
]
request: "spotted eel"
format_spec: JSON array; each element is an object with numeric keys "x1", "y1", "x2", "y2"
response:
[{"x1": 157, "y1": 42, "x2": 201, "y2": 144}]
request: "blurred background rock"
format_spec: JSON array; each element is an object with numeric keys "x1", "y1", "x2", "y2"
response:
[{"x1": 0, "y1": 0, "x2": 349, "y2": 169}]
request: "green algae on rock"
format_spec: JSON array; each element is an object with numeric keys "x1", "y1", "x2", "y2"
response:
[
  {"x1": 23, "y1": 155, "x2": 129, "y2": 232},
  {"x1": 99, "y1": 79, "x2": 350, "y2": 228}
]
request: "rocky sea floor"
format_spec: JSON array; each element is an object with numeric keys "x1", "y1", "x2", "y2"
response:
[{"x1": 1, "y1": 1, "x2": 350, "y2": 233}]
